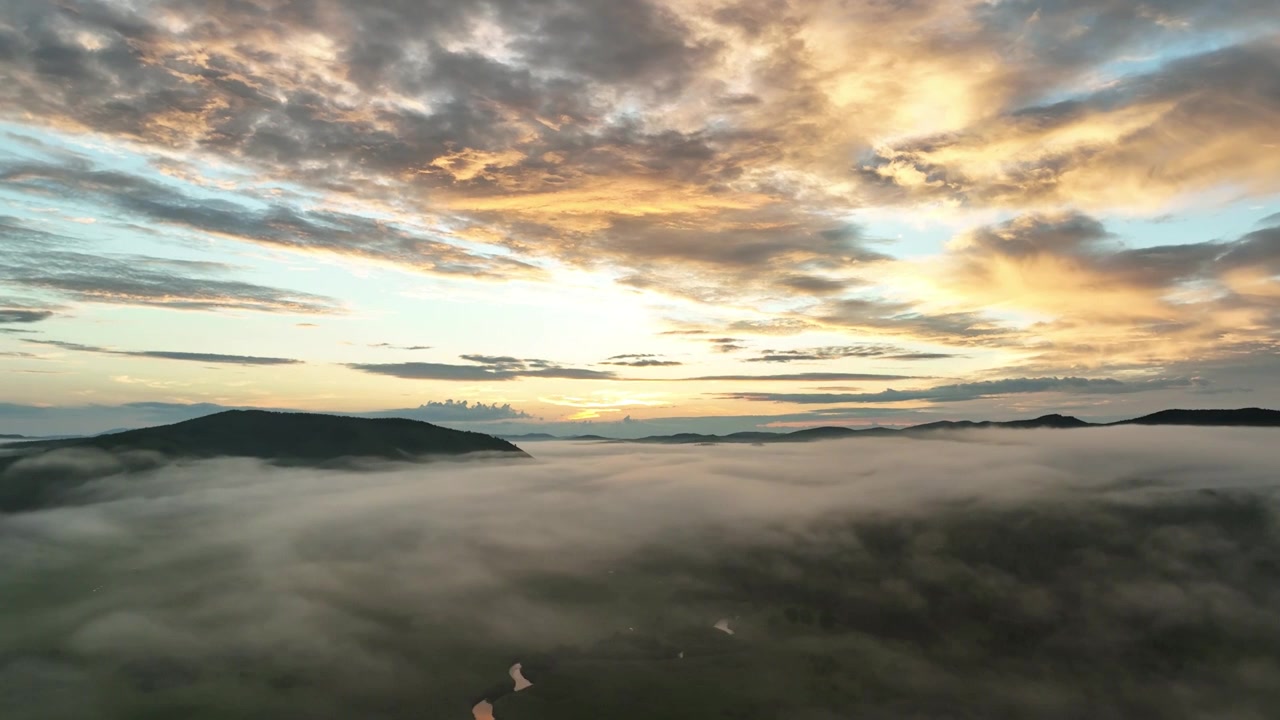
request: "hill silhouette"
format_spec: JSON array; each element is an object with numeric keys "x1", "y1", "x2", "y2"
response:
[
  {"x1": 0, "y1": 410, "x2": 527, "y2": 512},
  {"x1": 905, "y1": 413, "x2": 1092, "y2": 432},
  {"x1": 532, "y1": 409, "x2": 1278, "y2": 444},
  {"x1": 8, "y1": 409, "x2": 526, "y2": 459},
  {"x1": 1115, "y1": 408, "x2": 1280, "y2": 427}
]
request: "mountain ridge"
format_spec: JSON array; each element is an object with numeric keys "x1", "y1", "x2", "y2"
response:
[
  {"x1": 501, "y1": 408, "x2": 1280, "y2": 444},
  {"x1": 0, "y1": 410, "x2": 528, "y2": 512}
]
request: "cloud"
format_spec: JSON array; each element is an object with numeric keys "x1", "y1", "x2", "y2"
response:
[
  {"x1": 680, "y1": 372, "x2": 921, "y2": 383},
  {"x1": 0, "y1": 0, "x2": 1276, "y2": 322},
  {"x1": 0, "y1": 0, "x2": 1277, "y2": 396},
  {"x1": 708, "y1": 338, "x2": 747, "y2": 353},
  {"x1": 601, "y1": 354, "x2": 683, "y2": 367},
  {"x1": 24, "y1": 339, "x2": 302, "y2": 366},
  {"x1": 925, "y1": 212, "x2": 1280, "y2": 368},
  {"x1": 603, "y1": 359, "x2": 683, "y2": 367},
  {"x1": 0, "y1": 161, "x2": 535, "y2": 280},
  {"x1": 3, "y1": 428, "x2": 1280, "y2": 717},
  {"x1": 857, "y1": 37, "x2": 1280, "y2": 211},
  {"x1": 368, "y1": 343, "x2": 433, "y2": 351},
  {"x1": 0, "y1": 217, "x2": 341, "y2": 315},
  {"x1": 361, "y1": 400, "x2": 532, "y2": 423},
  {"x1": 746, "y1": 345, "x2": 956, "y2": 363},
  {"x1": 722, "y1": 375, "x2": 1198, "y2": 404},
  {"x1": 347, "y1": 355, "x2": 618, "y2": 381},
  {"x1": 0, "y1": 309, "x2": 54, "y2": 324}
]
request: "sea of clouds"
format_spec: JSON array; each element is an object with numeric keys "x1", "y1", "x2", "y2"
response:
[{"x1": 3, "y1": 427, "x2": 1279, "y2": 719}]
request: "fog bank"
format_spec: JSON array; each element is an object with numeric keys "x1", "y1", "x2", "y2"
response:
[{"x1": 3, "y1": 427, "x2": 1279, "y2": 718}]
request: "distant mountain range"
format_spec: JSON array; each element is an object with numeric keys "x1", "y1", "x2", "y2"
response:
[
  {"x1": 3, "y1": 408, "x2": 1276, "y2": 513},
  {"x1": 0, "y1": 410, "x2": 526, "y2": 512},
  {"x1": 502, "y1": 408, "x2": 1280, "y2": 444}
]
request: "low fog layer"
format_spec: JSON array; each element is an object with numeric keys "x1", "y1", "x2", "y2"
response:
[{"x1": 3, "y1": 428, "x2": 1280, "y2": 718}]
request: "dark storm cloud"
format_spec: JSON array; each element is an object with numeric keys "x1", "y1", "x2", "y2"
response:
[
  {"x1": 23, "y1": 339, "x2": 303, "y2": 366},
  {"x1": 722, "y1": 376, "x2": 1198, "y2": 404},
  {"x1": 0, "y1": 217, "x2": 340, "y2": 314},
  {"x1": 746, "y1": 345, "x2": 956, "y2": 363}
]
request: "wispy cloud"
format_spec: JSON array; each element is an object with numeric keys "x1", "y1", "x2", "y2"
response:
[
  {"x1": 745, "y1": 345, "x2": 956, "y2": 363},
  {"x1": 722, "y1": 376, "x2": 1199, "y2": 404},
  {"x1": 25, "y1": 339, "x2": 302, "y2": 366},
  {"x1": 348, "y1": 356, "x2": 617, "y2": 381},
  {"x1": 0, "y1": 308, "x2": 54, "y2": 324},
  {"x1": 0, "y1": 218, "x2": 341, "y2": 315}
]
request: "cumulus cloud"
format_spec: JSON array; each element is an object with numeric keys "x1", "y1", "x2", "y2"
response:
[
  {"x1": 3, "y1": 428, "x2": 1280, "y2": 717},
  {"x1": 363, "y1": 400, "x2": 532, "y2": 423}
]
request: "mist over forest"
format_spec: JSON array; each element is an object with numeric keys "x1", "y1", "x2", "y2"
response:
[{"x1": 4, "y1": 427, "x2": 1280, "y2": 719}]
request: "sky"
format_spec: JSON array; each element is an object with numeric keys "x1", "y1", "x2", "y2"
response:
[{"x1": 1, "y1": 0, "x2": 1278, "y2": 436}]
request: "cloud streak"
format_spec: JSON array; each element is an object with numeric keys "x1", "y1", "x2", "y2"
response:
[
  {"x1": 722, "y1": 376, "x2": 1199, "y2": 404},
  {"x1": 0, "y1": 218, "x2": 341, "y2": 315},
  {"x1": 347, "y1": 357, "x2": 618, "y2": 381},
  {"x1": 25, "y1": 339, "x2": 302, "y2": 366}
]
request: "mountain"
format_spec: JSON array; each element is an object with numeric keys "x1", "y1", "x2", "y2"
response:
[
  {"x1": 1114, "y1": 408, "x2": 1280, "y2": 427},
  {"x1": 1, "y1": 410, "x2": 528, "y2": 512},
  {"x1": 570, "y1": 409, "x2": 1274, "y2": 444},
  {"x1": 8, "y1": 410, "x2": 527, "y2": 459},
  {"x1": 500, "y1": 433, "x2": 561, "y2": 441},
  {"x1": 906, "y1": 413, "x2": 1091, "y2": 432}
]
